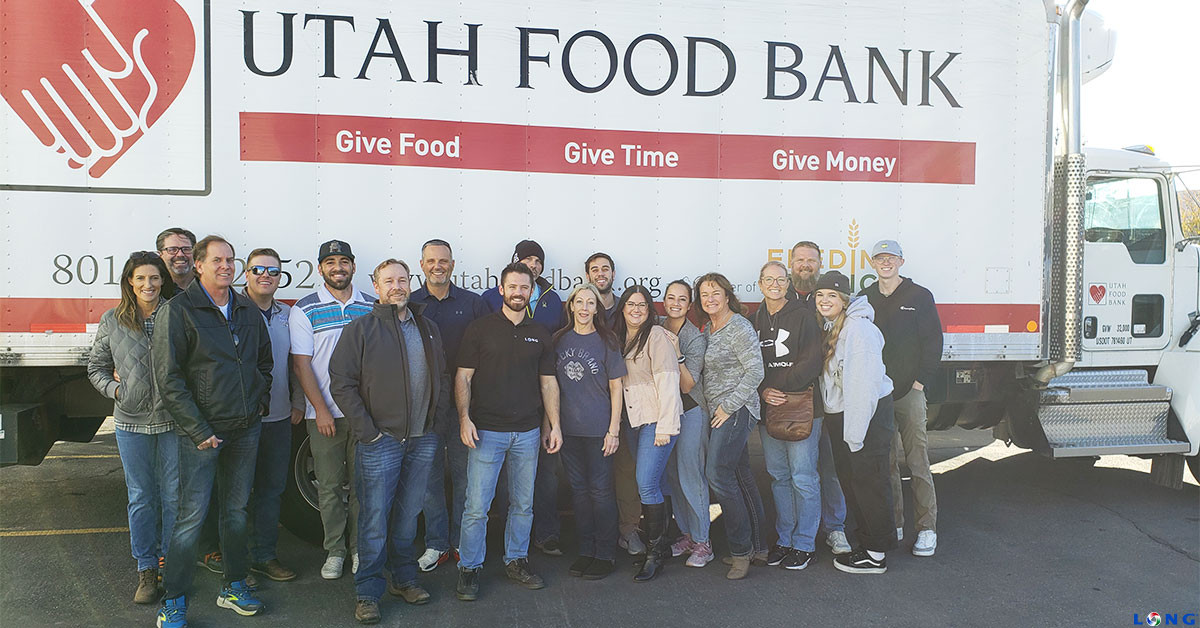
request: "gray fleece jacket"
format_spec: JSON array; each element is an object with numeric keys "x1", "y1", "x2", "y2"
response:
[{"x1": 820, "y1": 296, "x2": 893, "y2": 452}]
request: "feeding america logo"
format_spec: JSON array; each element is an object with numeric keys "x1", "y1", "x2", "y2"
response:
[{"x1": 0, "y1": 0, "x2": 208, "y2": 193}]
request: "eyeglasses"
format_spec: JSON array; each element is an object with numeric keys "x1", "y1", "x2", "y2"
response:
[
  {"x1": 759, "y1": 277, "x2": 789, "y2": 286},
  {"x1": 625, "y1": 302, "x2": 650, "y2": 310},
  {"x1": 129, "y1": 251, "x2": 160, "y2": 262},
  {"x1": 249, "y1": 265, "x2": 281, "y2": 277},
  {"x1": 160, "y1": 246, "x2": 193, "y2": 255}
]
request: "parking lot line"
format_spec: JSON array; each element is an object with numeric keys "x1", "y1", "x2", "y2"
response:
[
  {"x1": 42, "y1": 454, "x2": 120, "y2": 460},
  {"x1": 0, "y1": 526, "x2": 128, "y2": 537}
]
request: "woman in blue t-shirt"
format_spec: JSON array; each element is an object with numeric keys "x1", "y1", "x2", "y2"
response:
[{"x1": 552, "y1": 283, "x2": 627, "y2": 580}]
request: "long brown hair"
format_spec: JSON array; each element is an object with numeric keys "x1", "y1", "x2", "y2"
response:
[
  {"x1": 692, "y1": 272, "x2": 744, "y2": 326},
  {"x1": 819, "y1": 292, "x2": 852, "y2": 371},
  {"x1": 553, "y1": 282, "x2": 619, "y2": 351},
  {"x1": 611, "y1": 284, "x2": 659, "y2": 359},
  {"x1": 116, "y1": 252, "x2": 170, "y2": 331}
]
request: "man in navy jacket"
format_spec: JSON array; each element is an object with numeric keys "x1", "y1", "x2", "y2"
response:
[{"x1": 860, "y1": 240, "x2": 943, "y2": 558}]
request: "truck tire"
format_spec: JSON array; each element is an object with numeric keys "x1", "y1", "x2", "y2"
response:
[{"x1": 279, "y1": 423, "x2": 324, "y2": 546}]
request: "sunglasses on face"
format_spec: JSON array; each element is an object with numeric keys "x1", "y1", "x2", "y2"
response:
[{"x1": 249, "y1": 265, "x2": 281, "y2": 277}]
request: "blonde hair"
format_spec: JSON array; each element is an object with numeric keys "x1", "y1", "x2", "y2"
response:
[{"x1": 820, "y1": 292, "x2": 852, "y2": 371}]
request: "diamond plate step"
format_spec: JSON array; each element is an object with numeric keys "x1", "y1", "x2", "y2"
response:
[{"x1": 1036, "y1": 369, "x2": 1186, "y2": 457}]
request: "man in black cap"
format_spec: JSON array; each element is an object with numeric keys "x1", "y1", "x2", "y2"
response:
[
  {"x1": 482, "y1": 240, "x2": 565, "y2": 332},
  {"x1": 481, "y1": 240, "x2": 566, "y2": 556},
  {"x1": 290, "y1": 239, "x2": 376, "y2": 581}
]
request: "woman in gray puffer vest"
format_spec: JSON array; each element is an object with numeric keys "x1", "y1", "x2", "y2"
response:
[{"x1": 88, "y1": 252, "x2": 179, "y2": 604}]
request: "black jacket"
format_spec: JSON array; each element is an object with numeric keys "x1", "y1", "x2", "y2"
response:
[
  {"x1": 860, "y1": 277, "x2": 944, "y2": 401},
  {"x1": 329, "y1": 301, "x2": 451, "y2": 444},
  {"x1": 753, "y1": 297, "x2": 823, "y2": 394},
  {"x1": 152, "y1": 280, "x2": 272, "y2": 445}
]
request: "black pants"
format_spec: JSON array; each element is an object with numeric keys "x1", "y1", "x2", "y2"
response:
[{"x1": 825, "y1": 395, "x2": 898, "y2": 553}]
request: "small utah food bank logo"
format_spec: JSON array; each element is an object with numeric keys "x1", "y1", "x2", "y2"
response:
[{"x1": 0, "y1": 0, "x2": 209, "y2": 194}]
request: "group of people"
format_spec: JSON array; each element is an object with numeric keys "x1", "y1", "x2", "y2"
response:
[{"x1": 87, "y1": 229, "x2": 944, "y2": 627}]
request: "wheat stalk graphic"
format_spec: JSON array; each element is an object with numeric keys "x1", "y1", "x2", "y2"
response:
[{"x1": 847, "y1": 220, "x2": 860, "y2": 248}]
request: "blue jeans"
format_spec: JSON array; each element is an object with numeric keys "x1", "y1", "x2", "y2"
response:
[
  {"x1": 666, "y1": 405, "x2": 710, "y2": 543},
  {"x1": 164, "y1": 422, "x2": 260, "y2": 597},
  {"x1": 706, "y1": 407, "x2": 755, "y2": 556},
  {"x1": 249, "y1": 419, "x2": 291, "y2": 563},
  {"x1": 458, "y1": 428, "x2": 540, "y2": 569},
  {"x1": 114, "y1": 427, "x2": 180, "y2": 572},
  {"x1": 354, "y1": 432, "x2": 438, "y2": 602},
  {"x1": 422, "y1": 432, "x2": 470, "y2": 552},
  {"x1": 560, "y1": 436, "x2": 618, "y2": 560},
  {"x1": 819, "y1": 428, "x2": 848, "y2": 534},
  {"x1": 627, "y1": 423, "x2": 677, "y2": 504},
  {"x1": 760, "y1": 418, "x2": 823, "y2": 552},
  {"x1": 736, "y1": 442, "x2": 767, "y2": 553}
]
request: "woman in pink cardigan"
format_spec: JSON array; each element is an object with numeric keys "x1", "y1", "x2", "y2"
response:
[{"x1": 612, "y1": 285, "x2": 683, "y2": 583}]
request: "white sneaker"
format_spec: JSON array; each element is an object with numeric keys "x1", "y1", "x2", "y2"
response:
[
  {"x1": 896, "y1": 527, "x2": 904, "y2": 542},
  {"x1": 825, "y1": 531, "x2": 852, "y2": 555},
  {"x1": 351, "y1": 553, "x2": 359, "y2": 574},
  {"x1": 912, "y1": 530, "x2": 937, "y2": 557},
  {"x1": 320, "y1": 555, "x2": 344, "y2": 580},
  {"x1": 618, "y1": 530, "x2": 646, "y2": 555},
  {"x1": 418, "y1": 548, "x2": 448, "y2": 572}
]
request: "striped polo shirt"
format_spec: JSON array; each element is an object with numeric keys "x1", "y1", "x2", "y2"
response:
[{"x1": 288, "y1": 283, "x2": 374, "y2": 419}]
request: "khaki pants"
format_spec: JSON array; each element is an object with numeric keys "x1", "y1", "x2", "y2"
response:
[
  {"x1": 613, "y1": 435, "x2": 641, "y2": 534},
  {"x1": 889, "y1": 388, "x2": 938, "y2": 533},
  {"x1": 307, "y1": 417, "x2": 359, "y2": 557}
]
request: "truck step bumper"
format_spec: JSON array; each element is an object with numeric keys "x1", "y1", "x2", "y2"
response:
[{"x1": 1036, "y1": 369, "x2": 1190, "y2": 458}]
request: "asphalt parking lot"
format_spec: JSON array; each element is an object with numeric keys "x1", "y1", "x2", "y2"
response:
[{"x1": 1, "y1": 421, "x2": 1196, "y2": 628}]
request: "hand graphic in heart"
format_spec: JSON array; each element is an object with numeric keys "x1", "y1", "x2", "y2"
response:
[{"x1": 1088, "y1": 284, "x2": 1106, "y2": 304}]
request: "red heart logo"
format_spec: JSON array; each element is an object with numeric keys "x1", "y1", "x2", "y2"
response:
[
  {"x1": 1089, "y1": 284, "x2": 1106, "y2": 304},
  {"x1": 0, "y1": 0, "x2": 196, "y2": 178}
]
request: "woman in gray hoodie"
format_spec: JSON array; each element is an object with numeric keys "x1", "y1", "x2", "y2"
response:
[
  {"x1": 88, "y1": 252, "x2": 178, "y2": 604},
  {"x1": 814, "y1": 271, "x2": 897, "y2": 575}
]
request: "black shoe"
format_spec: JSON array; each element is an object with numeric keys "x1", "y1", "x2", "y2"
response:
[
  {"x1": 505, "y1": 558, "x2": 545, "y2": 590},
  {"x1": 633, "y1": 502, "x2": 669, "y2": 583},
  {"x1": 456, "y1": 567, "x2": 480, "y2": 601},
  {"x1": 834, "y1": 549, "x2": 886, "y2": 574},
  {"x1": 533, "y1": 537, "x2": 563, "y2": 557},
  {"x1": 766, "y1": 544, "x2": 791, "y2": 566},
  {"x1": 780, "y1": 549, "x2": 813, "y2": 571},
  {"x1": 568, "y1": 556, "x2": 593, "y2": 577},
  {"x1": 581, "y1": 559, "x2": 614, "y2": 581}
]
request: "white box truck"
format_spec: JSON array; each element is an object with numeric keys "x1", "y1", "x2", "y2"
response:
[{"x1": 1, "y1": 0, "x2": 1196, "y2": 539}]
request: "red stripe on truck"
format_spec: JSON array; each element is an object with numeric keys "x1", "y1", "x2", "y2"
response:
[
  {"x1": 239, "y1": 112, "x2": 975, "y2": 185},
  {"x1": 1, "y1": 298, "x2": 1036, "y2": 333}
]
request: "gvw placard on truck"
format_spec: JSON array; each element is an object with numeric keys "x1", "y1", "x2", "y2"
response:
[{"x1": 0, "y1": 0, "x2": 1047, "y2": 362}]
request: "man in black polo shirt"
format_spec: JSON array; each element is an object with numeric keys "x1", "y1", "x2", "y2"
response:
[{"x1": 454, "y1": 262, "x2": 561, "y2": 601}]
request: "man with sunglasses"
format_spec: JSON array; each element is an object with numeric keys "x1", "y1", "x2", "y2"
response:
[
  {"x1": 290, "y1": 240, "x2": 375, "y2": 581},
  {"x1": 156, "y1": 227, "x2": 197, "y2": 292},
  {"x1": 153, "y1": 236, "x2": 273, "y2": 628},
  {"x1": 241, "y1": 249, "x2": 306, "y2": 583}
]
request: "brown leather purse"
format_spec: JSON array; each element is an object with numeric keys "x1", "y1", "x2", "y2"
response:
[{"x1": 763, "y1": 387, "x2": 815, "y2": 442}]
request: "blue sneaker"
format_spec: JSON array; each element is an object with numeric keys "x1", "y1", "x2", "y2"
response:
[
  {"x1": 156, "y1": 595, "x2": 187, "y2": 628},
  {"x1": 216, "y1": 580, "x2": 264, "y2": 616}
]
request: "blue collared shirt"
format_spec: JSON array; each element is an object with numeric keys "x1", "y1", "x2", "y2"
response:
[{"x1": 410, "y1": 282, "x2": 490, "y2": 372}]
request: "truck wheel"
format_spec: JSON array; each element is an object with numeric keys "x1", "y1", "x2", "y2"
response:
[{"x1": 279, "y1": 424, "x2": 324, "y2": 546}]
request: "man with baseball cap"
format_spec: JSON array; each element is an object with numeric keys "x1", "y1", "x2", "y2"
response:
[
  {"x1": 861, "y1": 239, "x2": 943, "y2": 557},
  {"x1": 290, "y1": 239, "x2": 375, "y2": 580}
]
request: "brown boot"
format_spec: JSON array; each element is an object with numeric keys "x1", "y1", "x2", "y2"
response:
[
  {"x1": 725, "y1": 556, "x2": 751, "y2": 580},
  {"x1": 134, "y1": 569, "x2": 160, "y2": 604}
]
